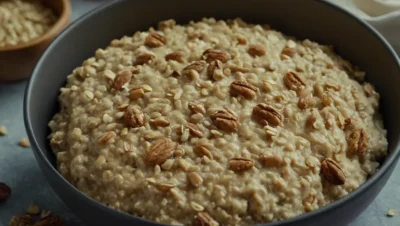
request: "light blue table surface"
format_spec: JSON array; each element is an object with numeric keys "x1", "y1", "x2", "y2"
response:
[{"x1": 0, "y1": 1, "x2": 399, "y2": 225}]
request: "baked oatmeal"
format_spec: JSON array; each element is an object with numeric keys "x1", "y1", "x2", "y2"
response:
[{"x1": 48, "y1": 18, "x2": 388, "y2": 225}]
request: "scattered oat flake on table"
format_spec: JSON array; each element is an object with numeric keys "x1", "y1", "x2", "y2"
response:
[
  {"x1": 387, "y1": 209, "x2": 396, "y2": 217},
  {"x1": 19, "y1": 138, "x2": 30, "y2": 147},
  {"x1": 0, "y1": 125, "x2": 7, "y2": 136}
]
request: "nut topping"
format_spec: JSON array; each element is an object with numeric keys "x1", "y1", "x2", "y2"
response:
[
  {"x1": 145, "y1": 33, "x2": 167, "y2": 47},
  {"x1": 230, "y1": 81, "x2": 258, "y2": 99},
  {"x1": 145, "y1": 138, "x2": 177, "y2": 165},
  {"x1": 284, "y1": 71, "x2": 306, "y2": 91},
  {"x1": 229, "y1": 158, "x2": 254, "y2": 172},
  {"x1": 193, "y1": 212, "x2": 219, "y2": 226},
  {"x1": 202, "y1": 49, "x2": 230, "y2": 63},
  {"x1": 207, "y1": 60, "x2": 223, "y2": 78},
  {"x1": 252, "y1": 104, "x2": 283, "y2": 126},
  {"x1": 259, "y1": 155, "x2": 282, "y2": 167},
  {"x1": 134, "y1": 52, "x2": 156, "y2": 65},
  {"x1": 297, "y1": 93, "x2": 316, "y2": 110},
  {"x1": 320, "y1": 158, "x2": 345, "y2": 185},
  {"x1": 146, "y1": 178, "x2": 175, "y2": 192},
  {"x1": 210, "y1": 109, "x2": 240, "y2": 132},
  {"x1": 185, "y1": 123, "x2": 204, "y2": 138},
  {"x1": 165, "y1": 52, "x2": 185, "y2": 63},
  {"x1": 194, "y1": 145, "x2": 213, "y2": 160},
  {"x1": 183, "y1": 61, "x2": 207, "y2": 74},
  {"x1": 111, "y1": 71, "x2": 132, "y2": 91},
  {"x1": 124, "y1": 106, "x2": 145, "y2": 128},
  {"x1": 348, "y1": 128, "x2": 369, "y2": 155},
  {"x1": 281, "y1": 47, "x2": 296, "y2": 59},
  {"x1": 188, "y1": 102, "x2": 206, "y2": 115},
  {"x1": 248, "y1": 44, "x2": 266, "y2": 57}
]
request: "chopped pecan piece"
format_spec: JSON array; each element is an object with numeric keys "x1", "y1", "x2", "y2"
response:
[
  {"x1": 134, "y1": 52, "x2": 156, "y2": 65},
  {"x1": 183, "y1": 61, "x2": 207, "y2": 74},
  {"x1": 145, "y1": 138, "x2": 177, "y2": 165},
  {"x1": 298, "y1": 93, "x2": 316, "y2": 109},
  {"x1": 111, "y1": 71, "x2": 132, "y2": 91},
  {"x1": 252, "y1": 104, "x2": 283, "y2": 126},
  {"x1": 207, "y1": 60, "x2": 223, "y2": 77},
  {"x1": 210, "y1": 109, "x2": 240, "y2": 132},
  {"x1": 230, "y1": 81, "x2": 258, "y2": 99},
  {"x1": 145, "y1": 33, "x2": 166, "y2": 47},
  {"x1": 188, "y1": 102, "x2": 206, "y2": 115},
  {"x1": 320, "y1": 158, "x2": 345, "y2": 185},
  {"x1": 202, "y1": 49, "x2": 230, "y2": 63},
  {"x1": 165, "y1": 52, "x2": 184, "y2": 63},
  {"x1": 185, "y1": 123, "x2": 204, "y2": 138},
  {"x1": 124, "y1": 106, "x2": 145, "y2": 128},
  {"x1": 194, "y1": 145, "x2": 213, "y2": 159},
  {"x1": 248, "y1": 44, "x2": 266, "y2": 57},
  {"x1": 284, "y1": 71, "x2": 306, "y2": 91},
  {"x1": 348, "y1": 128, "x2": 369, "y2": 155},
  {"x1": 229, "y1": 158, "x2": 254, "y2": 172}
]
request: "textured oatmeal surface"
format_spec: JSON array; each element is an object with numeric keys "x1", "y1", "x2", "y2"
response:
[{"x1": 48, "y1": 18, "x2": 388, "y2": 225}]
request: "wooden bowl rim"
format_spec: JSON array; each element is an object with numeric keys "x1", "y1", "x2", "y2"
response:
[{"x1": 0, "y1": 0, "x2": 71, "y2": 52}]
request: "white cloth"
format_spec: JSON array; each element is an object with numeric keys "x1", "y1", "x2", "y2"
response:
[{"x1": 328, "y1": 0, "x2": 400, "y2": 56}]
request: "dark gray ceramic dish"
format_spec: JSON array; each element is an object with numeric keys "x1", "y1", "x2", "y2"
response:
[{"x1": 24, "y1": 0, "x2": 400, "y2": 225}]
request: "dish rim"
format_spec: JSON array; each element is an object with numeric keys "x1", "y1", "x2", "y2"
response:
[{"x1": 23, "y1": 0, "x2": 400, "y2": 225}]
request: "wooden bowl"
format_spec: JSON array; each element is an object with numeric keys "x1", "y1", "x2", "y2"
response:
[{"x1": 0, "y1": 0, "x2": 71, "y2": 83}]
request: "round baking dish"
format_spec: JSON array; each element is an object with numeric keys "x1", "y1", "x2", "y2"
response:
[{"x1": 24, "y1": 0, "x2": 400, "y2": 225}]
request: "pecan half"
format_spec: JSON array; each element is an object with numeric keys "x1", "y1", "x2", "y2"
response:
[
  {"x1": 145, "y1": 33, "x2": 166, "y2": 48},
  {"x1": 185, "y1": 123, "x2": 204, "y2": 138},
  {"x1": 193, "y1": 212, "x2": 219, "y2": 226},
  {"x1": 248, "y1": 44, "x2": 266, "y2": 57},
  {"x1": 252, "y1": 104, "x2": 283, "y2": 126},
  {"x1": 229, "y1": 158, "x2": 254, "y2": 172},
  {"x1": 145, "y1": 138, "x2": 177, "y2": 165},
  {"x1": 210, "y1": 109, "x2": 240, "y2": 132},
  {"x1": 124, "y1": 106, "x2": 145, "y2": 128},
  {"x1": 284, "y1": 71, "x2": 306, "y2": 91},
  {"x1": 165, "y1": 52, "x2": 184, "y2": 63},
  {"x1": 0, "y1": 182, "x2": 11, "y2": 201},
  {"x1": 230, "y1": 81, "x2": 258, "y2": 99},
  {"x1": 202, "y1": 49, "x2": 230, "y2": 63},
  {"x1": 134, "y1": 52, "x2": 156, "y2": 65},
  {"x1": 320, "y1": 158, "x2": 345, "y2": 185},
  {"x1": 188, "y1": 102, "x2": 206, "y2": 115},
  {"x1": 207, "y1": 60, "x2": 223, "y2": 77},
  {"x1": 183, "y1": 61, "x2": 207, "y2": 74},
  {"x1": 35, "y1": 216, "x2": 64, "y2": 226},
  {"x1": 348, "y1": 128, "x2": 369, "y2": 155},
  {"x1": 111, "y1": 71, "x2": 132, "y2": 91}
]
